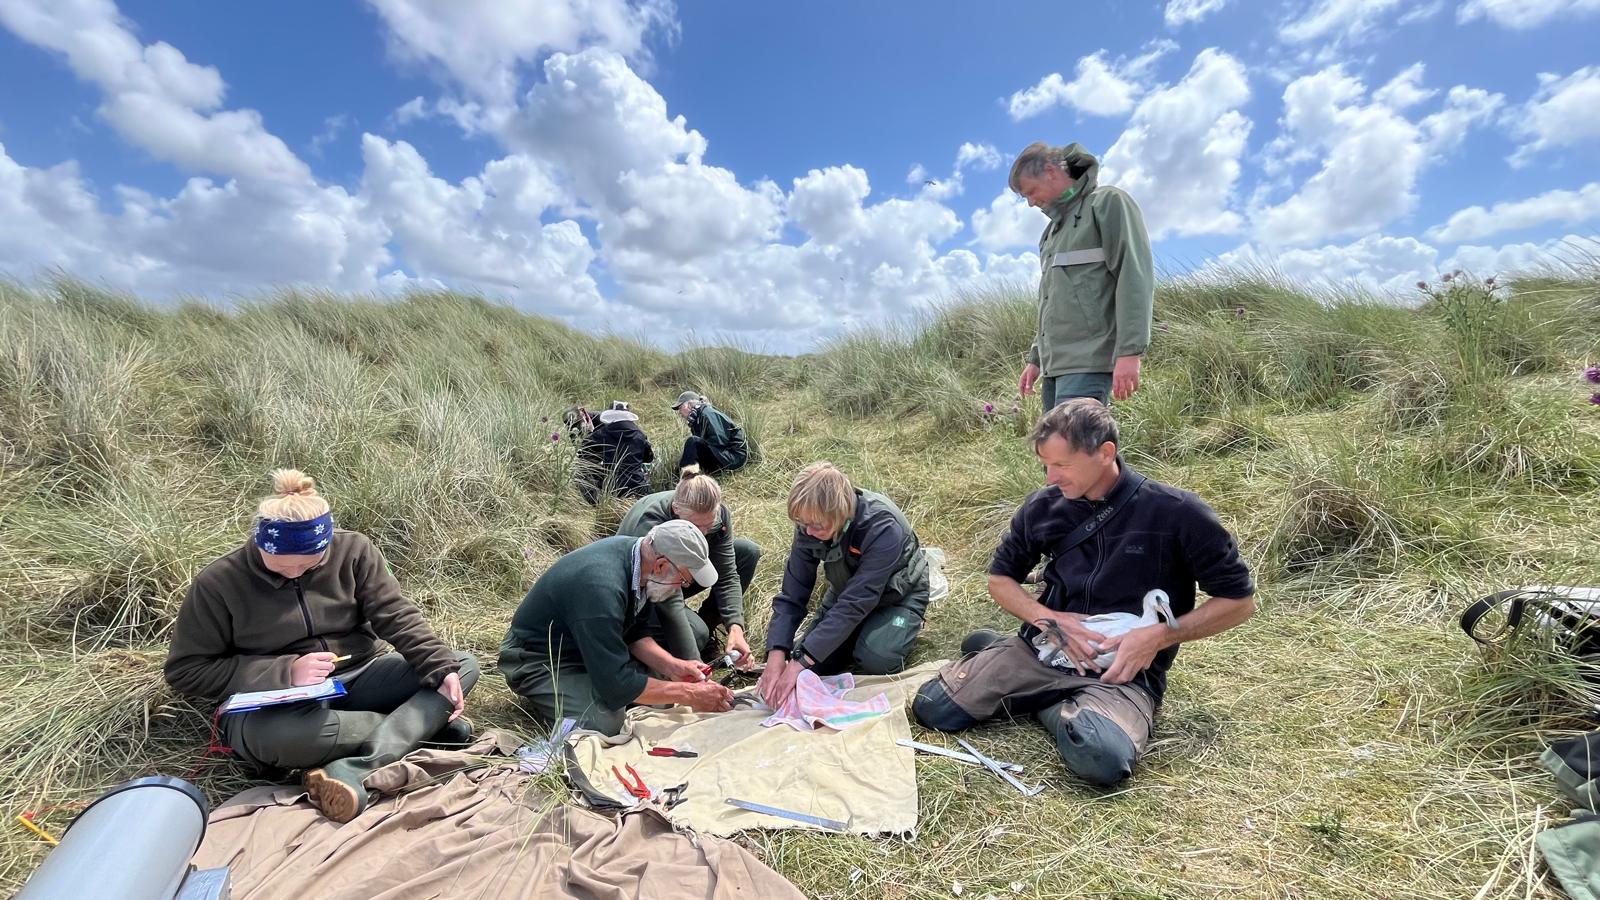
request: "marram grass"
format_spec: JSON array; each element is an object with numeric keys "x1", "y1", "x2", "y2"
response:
[{"x1": 0, "y1": 263, "x2": 1598, "y2": 897}]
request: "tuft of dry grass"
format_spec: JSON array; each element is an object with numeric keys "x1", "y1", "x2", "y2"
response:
[{"x1": 1, "y1": 270, "x2": 1599, "y2": 897}]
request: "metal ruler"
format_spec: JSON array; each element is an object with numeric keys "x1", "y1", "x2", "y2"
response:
[
  {"x1": 896, "y1": 739, "x2": 1024, "y2": 773},
  {"x1": 725, "y1": 798, "x2": 848, "y2": 831},
  {"x1": 956, "y1": 737, "x2": 1044, "y2": 797}
]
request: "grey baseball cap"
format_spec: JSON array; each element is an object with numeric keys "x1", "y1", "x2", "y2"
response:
[
  {"x1": 671, "y1": 390, "x2": 701, "y2": 409},
  {"x1": 647, "y1": 519, "x2": 717, "y2": 587}
]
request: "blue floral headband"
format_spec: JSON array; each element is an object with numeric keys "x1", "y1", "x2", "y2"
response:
[{"x1": 255, "y1": 512, "x2": 335, "y2": 555}]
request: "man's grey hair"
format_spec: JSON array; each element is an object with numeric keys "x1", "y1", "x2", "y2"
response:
[
  {"x1": 1030, "y1": 397, "x2": 1119, "y2": 454},
  {"x1": 1008, "y1": 142, "x2": 1068, "y2": 192}
]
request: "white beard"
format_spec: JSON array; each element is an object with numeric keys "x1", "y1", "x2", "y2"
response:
[{"x1": 645, "y1": 580, "x2": 681, "y2": 604}]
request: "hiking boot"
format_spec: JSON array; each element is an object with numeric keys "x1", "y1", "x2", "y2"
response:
[
  {"x1": 960, "y1": 629, "x2": 1008, "y2": 655},
  {"x1": 303, "y1": 688, "x2": 453, "y2": 823}
]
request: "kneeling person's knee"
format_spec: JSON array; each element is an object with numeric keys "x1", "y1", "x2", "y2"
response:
[
  {"x1": 912, "y1": 679, "x2": 978, "y2": 733},
  {"x1": 1049, "y1": 708, "x2": 1138, "y2": 786}
]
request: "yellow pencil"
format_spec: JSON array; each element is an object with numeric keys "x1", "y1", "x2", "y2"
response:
[{"x1": 16, "y1": 814, "x2": 59, "y2": 846}]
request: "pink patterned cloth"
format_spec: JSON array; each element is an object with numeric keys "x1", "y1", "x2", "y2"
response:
[{"x1": 761, "y1": 671, "x2": 892, "y2": 732}]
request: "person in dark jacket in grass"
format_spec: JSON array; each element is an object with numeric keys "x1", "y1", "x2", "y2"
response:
[
  {"x1": 672, "y1": 391, "x2": 748, "y2": 475},
  {"x1": 164, "y1": 469, "x2": 479, "y2": 824},
  {"x1": 759, "y1": 462, "x2": 929, "y2": 709},
  {"x1": 616, "y1": 466, "x2": 761, "y2": 668},
  {"x1": 577, "y1": 401, "x2": 654, "y2": 504},
  {"x1": 499, "y1": 519, "x2": 734, "y2": 736},
  {"x1": 912, "y1": 399, "x2": 1256, "y2": 786}
]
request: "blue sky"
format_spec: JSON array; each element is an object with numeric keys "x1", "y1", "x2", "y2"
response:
[{"x1": 1, "y1": 0, "x2": 1597, "y2": 351}]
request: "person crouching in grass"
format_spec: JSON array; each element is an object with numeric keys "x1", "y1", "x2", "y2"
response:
[{"x1": 759, "y1": 462, "x2": 930, "y2": 708}]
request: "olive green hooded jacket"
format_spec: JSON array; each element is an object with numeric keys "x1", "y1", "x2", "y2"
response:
[{"x1": 1027, "y1": 144, "x2": 1155, "y2": 376}]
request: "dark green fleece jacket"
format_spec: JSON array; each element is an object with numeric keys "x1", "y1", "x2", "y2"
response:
[{"x1": 164, "y1": 530, "x2": 460, "y2": 701}]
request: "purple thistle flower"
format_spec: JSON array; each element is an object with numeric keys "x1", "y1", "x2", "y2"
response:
[
  {"x1": 1441, "y1": 273, "x2": 1454, "y2": 283},
  {"x1": 1585, "y1": 365, "x2": 1600, "y2": 385},
  {"x1": 983, "y1": 403, "x2": 994, "y2": 414},
  {"x1": 1485, "y1": 276, "x2": 1496, "y2": 287},
  {"x1": 1415, "y1": 280, "x2": 1428, "y2": 290},
  {"x1": 1234, "y1": 306, "x2": 1246, "y2": 317},
  {"x1": 550, "y1": 432, "x2": 560, "y2": 441},
  {"x1": 1590, "y1": 393, "x2": 1600, "y2": 406}
]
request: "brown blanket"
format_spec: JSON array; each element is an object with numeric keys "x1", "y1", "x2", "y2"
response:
[{"x1": 191, "y1": 731, "x2": 804, "y2": 899}]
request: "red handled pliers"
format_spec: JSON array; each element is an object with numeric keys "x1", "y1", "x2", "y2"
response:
[
  {"x1": 647, "y1": 747, "x2": 699, "y2": 758},
  {"x1": 612, "y1": 764, "x2": 651, "y2": 800}
]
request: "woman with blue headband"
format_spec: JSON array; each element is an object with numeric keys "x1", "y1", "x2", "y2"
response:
[{"x1": 164, "y1": 469, "x2": 480, "y2": 824}]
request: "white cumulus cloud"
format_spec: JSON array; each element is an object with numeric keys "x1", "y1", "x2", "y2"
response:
[
  {"x1": 1213, "y1": 233, "x2": 1439, "y2": 293},
  {"x1": 970, "y1": 190, "x2": 1047, "y2": 253},
  {"x1": 1101, "y1": 48, "x2": 1253, "y2": 239},
  {"x1": 1165, "y1": 0, "x2": 1232, "y2": 26},
  {"x1": 0, "y1": 0, "x2": 310, "y2": 184},
  {"x1": 1429, "y1": 183, "x2": 1600, "y2": 241},
  {"x1": 1457, "y1": 0, "x2": 1600, "y2": 27},
  {"x1": 1280, "y1": 0, "x2": 1406, "y2": 43},
  {"x1": 1006, "y1": 41, "x2": 1177, "y2": 120},
  {"x1": 363, "y1": 0, "x2": 675, "y2": 113},
  {"x1": 1508, "y1": 66, "x2": 1600, "y2": 166},
  {"x1": 1252, "y1": 64, "x2": 1500, "y2": 246}
]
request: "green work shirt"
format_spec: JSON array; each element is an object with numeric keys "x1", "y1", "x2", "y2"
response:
[{"x1": 499, "y1": 537, "x2": 659, "y2": 709}]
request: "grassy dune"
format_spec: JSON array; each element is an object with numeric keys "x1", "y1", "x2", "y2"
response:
[{"x1": 2, "y1": 259, "x2": 1599, "y2": 898}]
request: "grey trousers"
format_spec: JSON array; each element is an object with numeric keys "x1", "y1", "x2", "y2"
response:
[
  {"x1": 912, "y1": 634, "x2": 1154, "y2": 785},
  {"x1": 1041, "y1": 372, "x2": 1112, "y2": 410},
  {"x1": 222, "y1": 650, "x2": 480, "y2": 772}
]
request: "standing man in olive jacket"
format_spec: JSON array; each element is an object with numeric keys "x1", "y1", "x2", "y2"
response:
[{"x1": 1011, "y1": 142, "x2": 1154, "y2": 410}]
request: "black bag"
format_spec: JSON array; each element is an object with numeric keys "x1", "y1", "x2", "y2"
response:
[{"x1": 1460, "y1": 586, "x2": 1600, "y2": 660}]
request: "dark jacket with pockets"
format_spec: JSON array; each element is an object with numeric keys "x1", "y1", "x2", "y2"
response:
[
  {"x1": 988, "y1": 459, "x2": 1254, "y2": 700},
  {"x1": 768, "y1": 489, "x2": 928, "y2": 663}
]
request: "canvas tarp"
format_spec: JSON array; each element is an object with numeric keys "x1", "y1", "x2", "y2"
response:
[
  {"x1": 566, "y1": 661, "x2": 946, "y2": 837},
  {"x1": 190, "y1": 730, "x2": 804, "y2": 900}
]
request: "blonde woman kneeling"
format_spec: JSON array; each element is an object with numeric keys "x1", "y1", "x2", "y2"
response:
[{"x1": 759, "y1": 462, "x2": 929, "y2": 709}]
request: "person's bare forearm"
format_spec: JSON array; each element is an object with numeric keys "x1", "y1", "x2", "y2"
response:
[
  {"x1": 629, "y1": 636, "x2": 677, "y2": 668},
  {"x1": 989, "y1": 574, "x2": 1078, "y2": 625},
  {"x1": 634, "y1": 677, "x2": 692, "y2": 706}
]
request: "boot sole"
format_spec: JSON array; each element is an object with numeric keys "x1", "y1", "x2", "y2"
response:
[{"x1": 304, "y1": 768, "x2": 363, "y2": 823}]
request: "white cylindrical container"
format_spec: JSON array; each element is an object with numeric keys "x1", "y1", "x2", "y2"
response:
[{"x1": 17, "y1": 775, "x2": 209, "y2": 900}]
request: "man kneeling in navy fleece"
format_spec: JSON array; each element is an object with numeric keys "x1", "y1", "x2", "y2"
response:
[{"x1": 912, "y1": 398, "x2": 1256, "y2": 785}]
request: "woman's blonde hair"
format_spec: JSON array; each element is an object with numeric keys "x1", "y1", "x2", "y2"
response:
[
  {"x1": 672, "y1": 465, "x2": 722, "y2": 517},
  {"x1": 787, "y1": 462, "x2": 854, "y2": 529},
  {"x1": 256, "y1": 468, "x2": 331, "y2": 522}
]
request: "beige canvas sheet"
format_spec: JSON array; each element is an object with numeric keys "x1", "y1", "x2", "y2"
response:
[
  {"x1": 567, "y1": 661, "x2": 946, "y2": 837},
  {"x1": 190, "y1": 731, "x2": 804, "y2": 900}
]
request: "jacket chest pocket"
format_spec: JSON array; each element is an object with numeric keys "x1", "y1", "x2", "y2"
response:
[
  {"x1": 1107, "y1": 531, "x2": 1168, "y2": 584},
  {"x1": 1043, "y1": 247, "x2": 1109, "y2": 331}
]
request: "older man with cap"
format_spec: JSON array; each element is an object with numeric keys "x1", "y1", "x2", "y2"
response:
[
  {"x1": 499, "y1": 519, "x2": 735, "y2": 735},
  {"x1": 671, "y1": 390, "x2": 748, "y2": 475}
]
